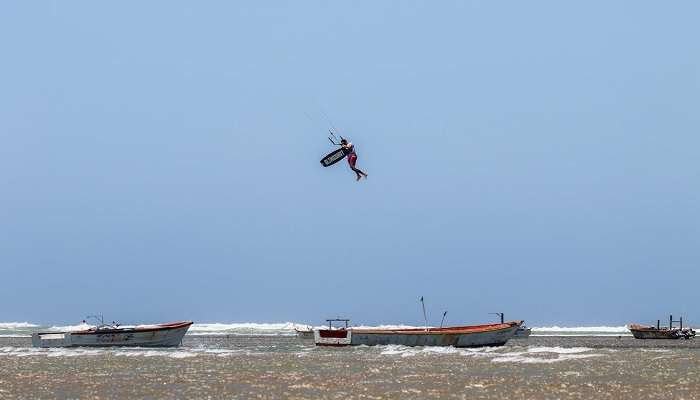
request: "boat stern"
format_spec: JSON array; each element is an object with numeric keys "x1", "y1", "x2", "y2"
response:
[
  {"x1": 454, "y1": 321, "x2": 522, "y2": 348},
  {"x1": 32, "y1": 332, "x2": 73, "y2": 348},
  {"x1": 314, "y1": 329, "x2": 352, "y2": 346}
]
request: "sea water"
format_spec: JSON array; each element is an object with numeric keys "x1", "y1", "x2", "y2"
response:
[{"x1": 1, "y1": 323, "x2": 699, "y2": 399}]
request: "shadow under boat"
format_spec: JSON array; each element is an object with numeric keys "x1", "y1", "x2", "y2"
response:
[{"x1": 32, "y1": 316, "x2": 193, "y2": 348}]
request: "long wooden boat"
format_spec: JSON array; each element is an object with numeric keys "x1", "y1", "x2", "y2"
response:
[
  {"x1": 32, "y1": 321, "x2": 193, "y2": 348},
  {"x1": 628, "y1": 324, "x2": 695, "y2": 340},
  {"x1": 629, "y1": 315, "x2": 696, "y2": 340},
  {"x1": 315, "y1": 320, "x2": 522, "y2": 347}
]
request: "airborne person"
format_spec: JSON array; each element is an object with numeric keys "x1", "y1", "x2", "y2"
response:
[{"x1": 340, "y1": 138, "x2": 368, "y2": 181}]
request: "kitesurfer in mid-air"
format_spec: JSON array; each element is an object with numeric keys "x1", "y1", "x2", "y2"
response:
[{"x1": 341, "y1": 138, "x2": 368, "y2": 181}]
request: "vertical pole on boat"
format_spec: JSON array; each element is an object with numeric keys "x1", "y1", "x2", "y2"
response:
[
  {"x1": 489, "y1": 313, "x2": 504, "y2": 324},
  {"x1": 670, "y1": 315, "x2": 673, "y2": 329},
  {"x1": 420, "y1": 296, "x2": 428, "y2": 331},
  {"x1": 440, "y1": 311, "x2": 447, "y2": 328}
]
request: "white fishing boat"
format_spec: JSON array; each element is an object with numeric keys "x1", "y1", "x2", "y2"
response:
[{"x1": 32, "y1": 319, "x2": 193, "y2": 348}]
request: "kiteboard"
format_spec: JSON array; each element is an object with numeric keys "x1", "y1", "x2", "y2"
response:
[{"x1": 320, "y1": 147, "x2": 349, "y2": 167}]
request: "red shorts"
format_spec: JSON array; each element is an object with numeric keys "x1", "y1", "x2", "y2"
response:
[
  {"x1": 347, "y1": 153, "x2": 357, "y2": 167},
  {"x1": 348, "y1": 153, "x2": 357, "y2": 168}
]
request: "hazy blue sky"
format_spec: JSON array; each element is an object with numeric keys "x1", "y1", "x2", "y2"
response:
[{"x1": 1, "y1": 1, "x2": 698, "y2": 326}]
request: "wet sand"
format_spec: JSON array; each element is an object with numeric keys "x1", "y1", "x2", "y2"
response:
[{"x1": 1, "y1": 335, "x2": 699, "y2": 399}]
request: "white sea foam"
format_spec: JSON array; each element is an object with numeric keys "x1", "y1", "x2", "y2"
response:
[
  {"x1": 46, "y1": 348, "x2": 105, "y2": 357},
  {"x1": 379, "y1": 345, "x2": 413, "y2": 356},
  {"x1": 46, "y1": 323, "x2": 94, "y2": 332},
  {"x1": 530, "y1": 326, "x2": 633, "y2": 336},
  {"x1": 112, "y1": 349, "x2": 198, "y2": 359},
  {"x1": 351, "y1": 324, "x2": 426, "y2": 330},
  {"x1": 379, "y1": 345, "x2": 516, "y2": 359},
  {"x1": 0, "y1": 347, "x2": 39, "y2": 357},
  {"x1": 0, "y1": 346, "x2": 252, "y2": 359},
  {"x1": 198, "y1": 348, "x2": 248, "y2": 356},
  {"x1": 377, "y1": 344, "x2": 602, "y2": 364},
  {"x1": 0, "y1": 322, "x2": 39, "y2": 329},
  {"x1": 491, "y1": 353, "x2": 603, "y2": 364},
  {"x1": 168, "y1": 351, "x2": 198, "y2": 359},
  {"x1": 187, "y1": 322, "x2": 438, "y2": 336},
  {"x1": 527, "y1": 346, "x2": 594, "y2": 354},
  {"x1": 188, "y1": 322, "x2": 304, "y2": 336}
]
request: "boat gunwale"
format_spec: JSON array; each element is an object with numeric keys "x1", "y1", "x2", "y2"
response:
[
  {"x1": 628, "y1": 324, "x2": 677, "y2": 332},
  {"x1": 321, "y1": 321, "x2": 522, "y2": 336},
  {"x1": 35, "y1": 321, "x2": 194, "y2": 336}
]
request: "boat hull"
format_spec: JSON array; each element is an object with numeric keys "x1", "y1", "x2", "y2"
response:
[
  {"x1": 513, "y1": 327, "x2": 531, "y2": 338},
  {"x1": 628, "y1": 325, "x2": 695, "y2": 340},
  {"x1": 295, "y1": 329, "x2": 314, "y2": 340},
  {"x1": 315, "y1": 321, "x2": 521, "y2": 347},
  {"x1": 32, "y1": 321, "x2": 193, "y2": 348}
]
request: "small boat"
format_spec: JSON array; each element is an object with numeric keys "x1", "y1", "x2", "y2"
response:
[
  {"x1": 629, "y1": 315, "x2": 695, "y2": 340},
  {"x1": 294, "y1": 327, "x2": 314, "y2": 339},
  {"x1": 628, "y1": 324, "x2": 695, "y2": 339},
  {"x1": 32, "y1": 320, "x2": 193, "y2": 348},
  {"x1": 314, "y1": 319, "x2": 522, "y2": 347}
]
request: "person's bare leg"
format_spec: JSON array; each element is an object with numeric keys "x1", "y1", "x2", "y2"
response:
[{"x1": 351, "y1": 166, "x2": 365, "y2": 180}]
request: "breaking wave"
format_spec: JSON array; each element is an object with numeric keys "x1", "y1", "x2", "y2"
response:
[
  {"x1": 351, "y1": 324, "x2": 426, "y2": 330},
  {"x1": 531, "y1": 326, "x2": 631, "y2": 336},
  {"x1": 0, "y1": 322, "x2": 38, "y2": 329},
  {"x1": 377, "y1": 344, "x2": 605, "y2": 364},
  {"x1": 0, "y1": 322, "x2": 40, "y2": 338},
  {"x1": 46, "y1": 323, "x2": 93, "y2": 332},
  {"x1": 0, "y1": 346, "x2": 262, "y2": 359},
  {"x1": 188, "y1": 323, "x2": 426, "y2": 336},
  {"x1": 188, "y1": 322, "x2": 306, "y2": 336}
]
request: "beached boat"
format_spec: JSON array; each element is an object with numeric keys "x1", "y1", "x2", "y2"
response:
[
  {"x1": 295, "y1": 327, "x2": 314, "y2": 339},
  {"x1": 628, "y1": 324, "x2": 695, "y2": 339},
  {"x1": 32, "y1": 320, "x2": 193, "y2": 348},
  {"x1": 629, "y1": 315, "x2": 695, "y2": 340},
  {"x1": 314, "y1": 319, "x2": 522, "y2": 347}
]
